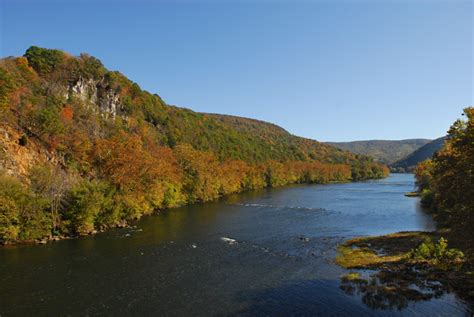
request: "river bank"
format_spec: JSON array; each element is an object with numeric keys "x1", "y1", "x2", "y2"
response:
[{"x1": 0, "y1": 176, "x2": 385, "y2": 247}]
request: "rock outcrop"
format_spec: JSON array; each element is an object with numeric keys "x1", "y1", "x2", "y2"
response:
[
  {"x1": 68, "y1": 77, "x2": 122, "y2": 118},
  {"x1": 0, "y1": 125, "x2": 54, "y2": 180}
]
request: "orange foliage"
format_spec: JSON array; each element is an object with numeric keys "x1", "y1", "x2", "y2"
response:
[
  {"x1": 60, "y1": 106, "x2": 74, "y2": 122},
  {"x1": 9, "y1": 86, "x2": 30, "y2": 109},
  {"x1": 93, "y1": 132, "x2": 181, "y2": 190}
]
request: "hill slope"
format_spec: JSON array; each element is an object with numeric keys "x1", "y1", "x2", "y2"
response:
[
  {"x1": 0, "y1": 46, "x2": 388, "y2": 244},
  {"x1": 327, "y1": 139, "x2": 431, "y2": 165},
  {"x1": 205, "y1": 113, "x2": 351, "y2": 162},
  {"x1": 392, "y1": 137, "x2": 446, "y2": 172}
]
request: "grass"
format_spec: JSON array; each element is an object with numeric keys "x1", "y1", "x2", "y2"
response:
[
  {"x1": 336, "y1": 245, "x2": 403, "y2": 269},
  {"x1": 342, "y1": 272, "x2": 361, "y2": 281}
]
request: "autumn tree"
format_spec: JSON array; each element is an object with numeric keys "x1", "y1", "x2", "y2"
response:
[
  {"x1": 420, "y1": 107, "x2": 474, "y2": 214},
  {"x1": 29, "y1": 164, "x2": 70, "y2": 234}
]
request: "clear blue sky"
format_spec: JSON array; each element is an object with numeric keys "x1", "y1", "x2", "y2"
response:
[{"x1": 1, "y1": 0, "x2": 472, "y2": 142}]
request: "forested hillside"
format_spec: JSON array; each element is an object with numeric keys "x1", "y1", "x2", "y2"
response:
[
  {"x1": 328, "y1": 139, "x2": 431, "y2": 165},
  {"x1": 392, "y1": 137, "x2": 445, "y2": 172},
  {"x1": 206, "y1": 113, "x2": 353, "y2": 162},
  {"x1": 0, "y1": 46, "x2": 388, "y2": 244}
]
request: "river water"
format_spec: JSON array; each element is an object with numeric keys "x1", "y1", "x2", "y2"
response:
[{"x1": 0, "y1": 174, "x2": 471, "y2": 316}]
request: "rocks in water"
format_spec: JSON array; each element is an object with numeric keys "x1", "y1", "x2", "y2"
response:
[
  {"x1": 299, "y1": 236, "x2": 310, "y2": 242},
  {"x1": 221, "y1": 237, "x2": 238, "y2": 245}
]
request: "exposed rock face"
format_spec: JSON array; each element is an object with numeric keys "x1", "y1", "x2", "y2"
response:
[
  {"x1": 98, "y1": 88, "x2": 121, "y2": 118},
  {"x1": 0, "y1": 76, "x2": 125, "y2": 180},
  {"x1": 68, "y1": 77, "x2": 122, "y2": 118},
  {"x1": 0, "y1": 125, "x2": 53, "y2": 180},
  {"x1": 70, "y1": 77, "x2": 98, "y2": 104}
]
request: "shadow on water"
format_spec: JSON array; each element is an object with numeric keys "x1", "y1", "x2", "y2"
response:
[{"x1": 232, "y1": 279, "x2": 372, "y2": 316}]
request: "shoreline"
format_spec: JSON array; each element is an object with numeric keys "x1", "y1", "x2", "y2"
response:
[{"x1": 1, "y1": 176, "x2": 388, "y2": 247}]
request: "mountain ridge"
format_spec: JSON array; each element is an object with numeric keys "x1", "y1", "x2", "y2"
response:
[
  {"x1": 327, "y1": 139, "x2": 432, "y2": 165},
  {"x1": 392, "y1": 137, "x2": 446, "y2": 172}
]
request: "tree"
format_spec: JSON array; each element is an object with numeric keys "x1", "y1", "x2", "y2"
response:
[
  {"x1": 173, "y1": 144, "x2": 221, "y2": 203},
  {"x1": 415, "y1": 107, "x2": 474, "y2": 215},
  {"x1": 24, "y1": 46, "x2": 65, "y2": 75},
  {"x1": 29, "y1": 164, "x2": 70, "y2": 234},
  {"x1": 0, "y1": 175, "x2": 24, "y2": 242},
  {"x1": 65, "y1": 180, "x2": 115, "y2": 234},
  {"x1": 0, "y1": 68, "x2": 16, "y2": 110},
  {"x1": 0, "y1": 173, "x2": 51, "y2": 243}
]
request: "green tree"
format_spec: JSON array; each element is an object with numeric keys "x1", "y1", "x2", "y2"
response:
[
  {"x1": 66, "y1": 180, "x2": 115, "y2": 234},
  {"x1": 0, "y1": 175, "x2": 24, "y2": 243},
  {"x1": 24, "y1": 46, "x2": 65, "y2": 75}
]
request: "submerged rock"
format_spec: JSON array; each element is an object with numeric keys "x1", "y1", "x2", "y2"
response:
[{"x1": 299, "y1": 236, "x2": 310, "y2": 242}]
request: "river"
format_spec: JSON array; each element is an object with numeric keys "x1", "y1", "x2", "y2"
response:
[{"x1": 0, "y1": 174, "x2": 471, "y2": 316}]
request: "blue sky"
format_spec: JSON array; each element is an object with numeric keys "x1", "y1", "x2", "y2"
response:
[{"x1": 1, "y1": 0, "x2": 472, "y2": 142}]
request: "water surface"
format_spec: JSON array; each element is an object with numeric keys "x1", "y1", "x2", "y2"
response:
[{"x1": 0, "y1": 174, "x2": 470, "y2": 316}]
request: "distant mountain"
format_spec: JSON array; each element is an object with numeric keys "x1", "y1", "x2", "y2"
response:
[
  {"x1": 327, "y1": 139, "x2": 431, "y2": 165},
  {"x1": 392, "y1": 137, "x2": 446, "y2": 172}
]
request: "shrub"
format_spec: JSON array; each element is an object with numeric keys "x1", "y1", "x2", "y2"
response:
[{"x1": 408, "y1": 237, "x2": 464, "y2": 264}]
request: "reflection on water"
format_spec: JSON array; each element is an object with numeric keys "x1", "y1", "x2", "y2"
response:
[
  {"x1": 0, "y1": 174, "x2": 470, "y2": 316},
  {"x1": 340, "y1": 269, "x2": 450, "y2": 311}
]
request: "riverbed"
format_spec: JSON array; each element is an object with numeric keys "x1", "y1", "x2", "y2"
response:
[{"x1": 0, "y1": 174, "x2": 470, "y2": 316}]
